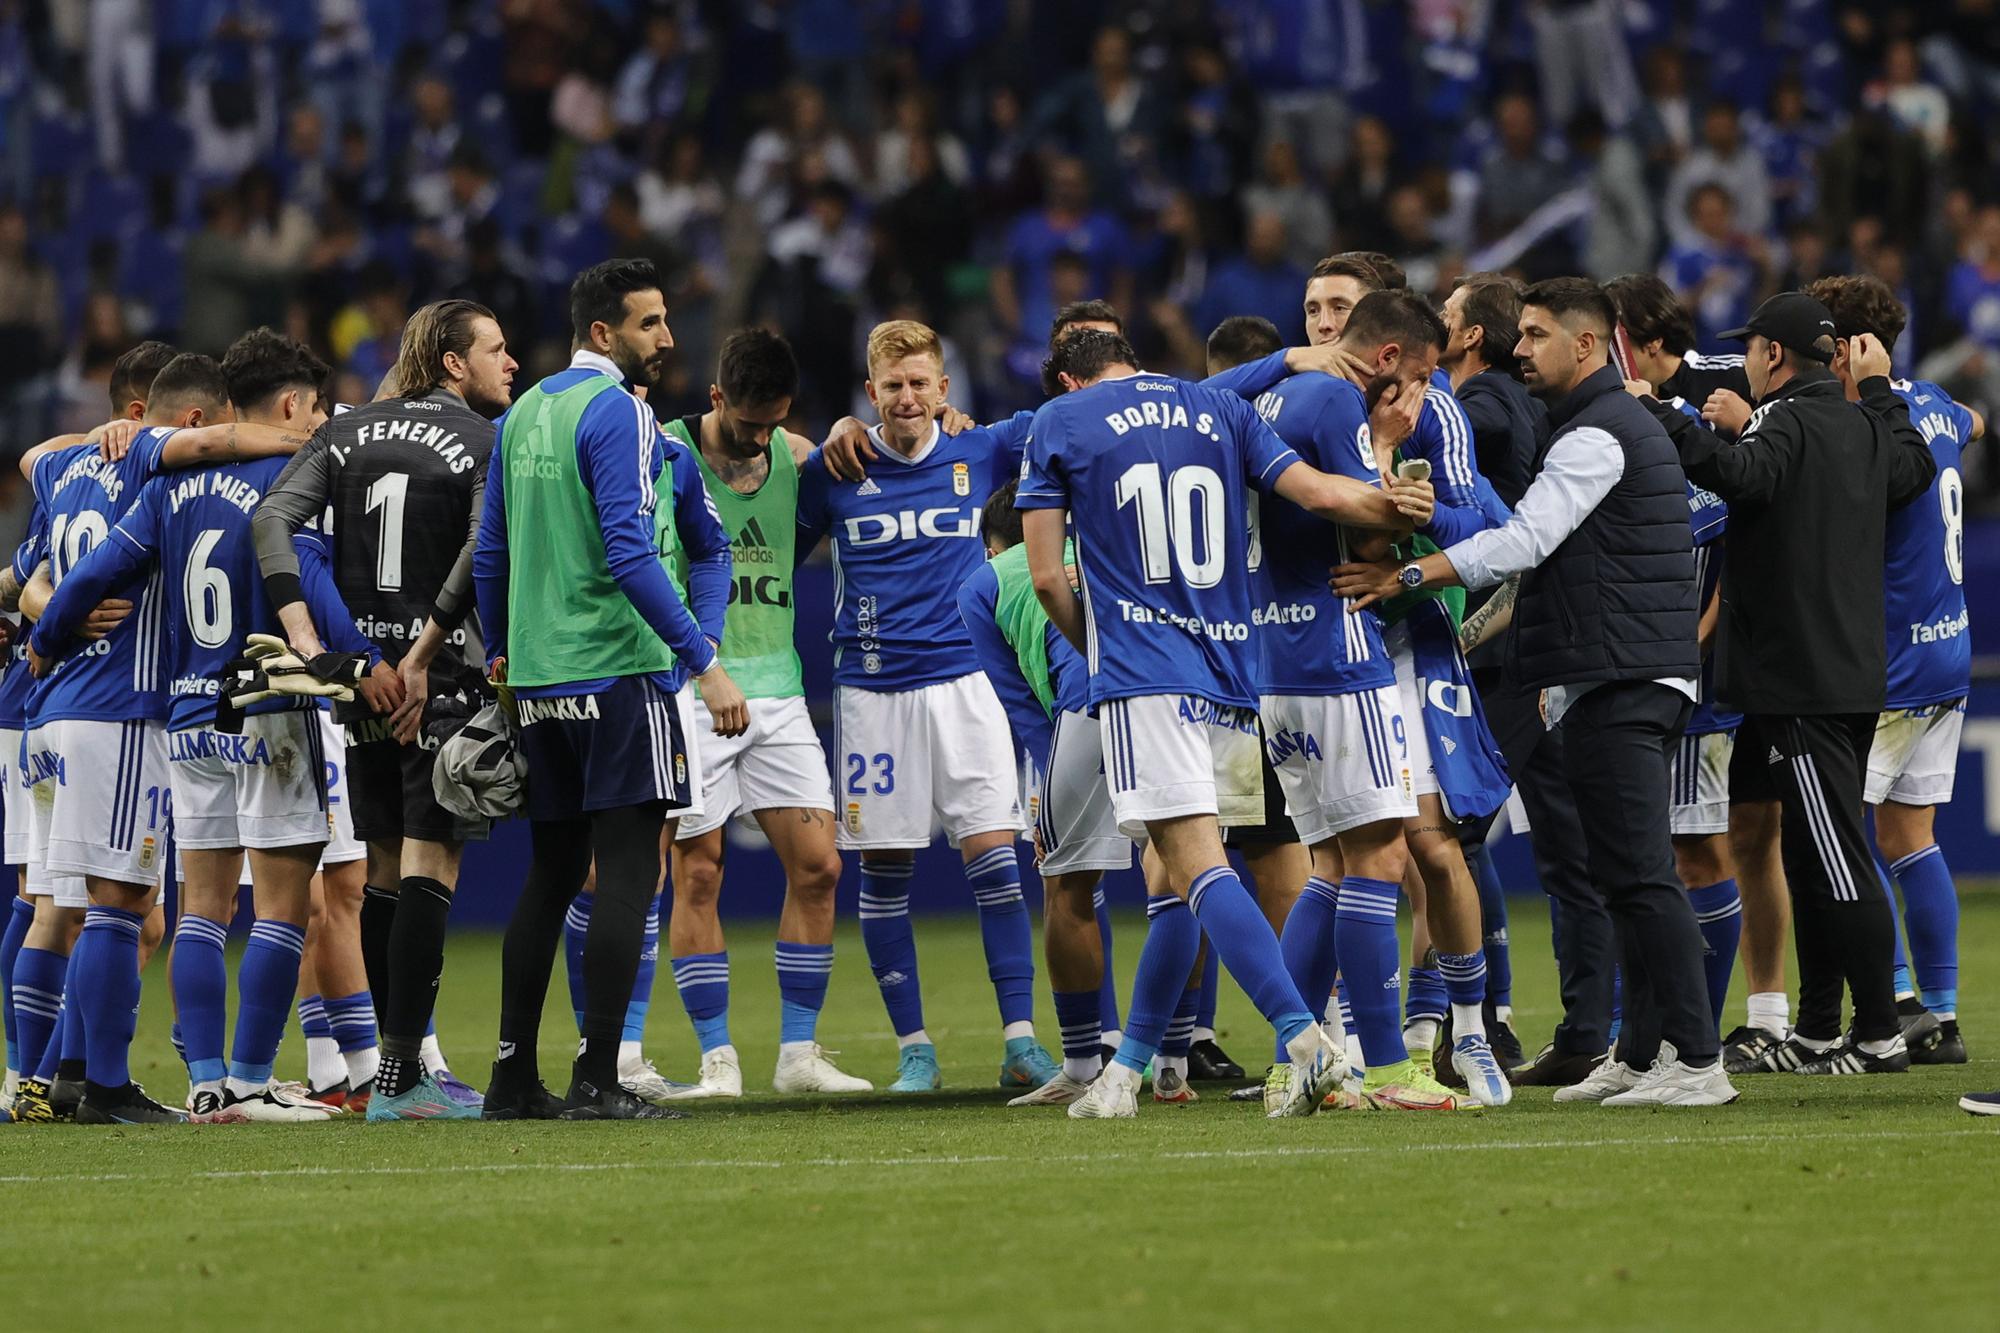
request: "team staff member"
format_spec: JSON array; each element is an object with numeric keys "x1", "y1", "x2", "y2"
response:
[
  {"x1": 1636, "y1": 292, "x2": 1935, "y2": 1076},
  {"x1": 478, "y1": 258, "x2": 747, "y2": 1121},
  {"x1": 1340, "y1": 277, "x2": 1733, "y2": 1107}
]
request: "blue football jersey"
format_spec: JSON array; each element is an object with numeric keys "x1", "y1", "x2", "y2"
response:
[
  {"x1": 797, "y1": 422, "x2": 1014, "y2": 690},
  {"x1": 0, "y1": 505, "x2": 48, "y2": 731},
  {"x1": 1411, "y1": 372, "x2": 1493, "y2": 546},
  {"x1": 24, "y1": 433, "x2": 170, "y2": 725},
  {"x1": 1884, "y1": 379, "x2": 1975, "y2": 708},
  {"x1": 1248, "y1": 373, "x2": 1395, "y2": 697},
  {"x1": 1018, "y1": 372, "x2": 1300, "y2": 710},
  {"x1": 35, "y1": 458, "x2": 302, "y2": 732},
  {"x1": 1685, "y1": 482, "x2": 1742, "y2": 735}
]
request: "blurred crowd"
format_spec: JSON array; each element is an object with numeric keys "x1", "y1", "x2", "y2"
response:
[{"x1": 0, "y1": 0, "x2": 1997, "y2": 497}]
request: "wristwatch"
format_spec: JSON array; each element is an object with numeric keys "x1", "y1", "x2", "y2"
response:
[{"x1": 1397, "y1": 561, "x2": 1425, "y2": 591}]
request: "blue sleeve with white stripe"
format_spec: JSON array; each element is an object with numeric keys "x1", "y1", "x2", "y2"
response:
[
  {"x1": 31, "y1": 477, "x2": 161, "y2": 656},
  {"x1": 472, "y1": 422, "x2": 511, "y2": 668},
  {"x1": 984, "y1": 410, "x2": 1032, "y2": 475},
  {"x1": 574, "y1": 390, "x2": 713, "y2": 675},
  {"x1": 956, "y1": 562, "x2": 1053, "y2": 767},
  {"x1": 296, "y1": 528, "x2": 379, "y2": 665},
  {"x1": 1410, "y1": 383, "x2": 1493, "y2": 545},
  {"x1": 669, "y1": 443, "x2": 732, "y2": 646}
]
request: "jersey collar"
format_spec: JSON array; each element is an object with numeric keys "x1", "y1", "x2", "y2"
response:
[
  {"x1": 569, "y1": 348, "x2": 628, "y2": 385},
  {"x1": 867, "y1": 418, "x2": 940, "y2": 466}
]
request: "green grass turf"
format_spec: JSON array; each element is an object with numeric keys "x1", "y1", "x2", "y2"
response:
[{"x1": 5, "y1": 892, "x2": 2000, "y2": 1331}]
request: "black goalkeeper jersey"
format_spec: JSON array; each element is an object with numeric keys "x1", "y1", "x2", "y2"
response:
[{"x1": 253, "y1": 389, "x2": 494, "y2": 673}]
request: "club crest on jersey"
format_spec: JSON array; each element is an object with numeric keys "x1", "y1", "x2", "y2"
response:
[
  {"x1": 846, "y1": 801, "x2": 862, "y2": 834},
  {"x1": 952, "y1": 461, "x2": 970, "y2": 496}
]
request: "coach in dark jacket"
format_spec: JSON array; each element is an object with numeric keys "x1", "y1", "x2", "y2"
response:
[
  {"x1": 1639, "y1": 292, "x2": 1935, "y2": 1073},
  {"x1": 1340, "y1": 278, "x2": 1733, "y2": 1106}
]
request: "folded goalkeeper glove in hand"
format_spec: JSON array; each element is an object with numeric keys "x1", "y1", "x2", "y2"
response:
[{"x1": 213, "y1": 634, "x2": 367, "y2": 732}]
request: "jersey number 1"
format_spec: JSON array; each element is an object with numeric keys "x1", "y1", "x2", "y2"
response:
[{"x1": 365, "y1": 472, "x2": 409, "y2": 592}]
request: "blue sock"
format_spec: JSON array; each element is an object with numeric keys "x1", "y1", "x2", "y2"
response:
[
  {"x1": 858, "y1": 859, "x2": 924, "y2": 1037},
  {"x1": 1187, "y1": 866, "x2": 1314, "y2": 1047},
  {"x1": 170, "y1": 1021, "x2": 185, "y2": 1065},
  {"x1": 1876, "y1": 858, "x2": 1914, "y2": 996},
  {"x1": 1891, "y1": 845, "x2": 1959, "y2": 1015},
  {"x1": 12, "y1": 945, "x2": 66, "y2": 1076},
  {"x1": 1471, "y1": 843, "x2": 1512, "y2": 1007},
  {"x1": 1196, "y1": 945, "x2": 1219, "y2": 1031},
  {"x1": 671, "y1": 951, "x2": 731, "y2": 1052},
  {"x1": 298, "y1": 993, "x2": 333, "y2": 1043},
  {"x1": 1334, "y1": 875, "x2": 1403, "y2": 1070},
  {"x1": 1, "y1": 896, "x2": 31, "y2": 1070},
  {"x1": 327, "y1": 991, "x2": 377, "y2": 1053},
  {"x1": 1275, "y1": 876, "x2": 1341, "y2": 1062},
  {"x1": 1093, "y1": 886, "x2": 1121, "y2": 1035},
  {"x1": 1437, "y1": 949, "x2": 1488, "y2": 1014},
  {"x1": 965, "y1": 845, "x2": 1035, "y2": 1027},
  {"x1": 1687, "y1": 879, "x2": 1742, "y2": 1027},
  {"x1": 563, "y1": 893, "x2": 592, "y2": 1030},
  {"x1": 172, "y1": 915, "x2": 230, "y2": 1085},
  {"x1": 229, "y1": 919, "x2": 305, "y2": 1086},
  {"x1": 1406, "y1": 963, "x2": 1447, "y2": 1028},
  {"x1": 1053, "y1": 989, "x2": 1101, "y2": 1069},
  {"x1": 74, "y1": 906, "x2": 144, "y2": 1088},
  {"x1": 1608, "y1": 966, "x2": 1623, "y2": 1045},
  {"x1": 624, "y1": 892, "x2": 661, "y2": 1043},
  {"x1": 1164, "y1": 979, "x2": 1199, "y2": 1058},
  {"x1": 1115, "y1": 896, "x2": 1201, "y2": 1073},
  {"x1": 37, "y1": 1000, "x2": 66, "y2": 1080},
  {"x1": 774, "y1": 941, "x2": 833, "y2": 1044}
]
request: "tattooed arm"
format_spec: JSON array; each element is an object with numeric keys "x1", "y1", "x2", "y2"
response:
[{"x1": 1458, "y1": 574, "x2": 1519, "y2": 654}]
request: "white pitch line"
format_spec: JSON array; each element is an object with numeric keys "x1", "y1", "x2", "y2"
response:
[{"x1": 0, "y1": 1125, "x2": 1991, "y2": 1187}]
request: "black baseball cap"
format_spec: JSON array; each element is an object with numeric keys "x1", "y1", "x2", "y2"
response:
[{"x1": 1719, "y1": 292, "x2": 1837, "y2": 363}]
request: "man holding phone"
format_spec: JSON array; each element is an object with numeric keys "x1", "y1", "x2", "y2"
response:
[{"x1": 1338, "y1": 278, "x2": 1732, "y2": 1106}]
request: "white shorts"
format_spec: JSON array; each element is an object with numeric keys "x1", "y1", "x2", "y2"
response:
[
  {"x1": 26, "y1": 718, "x2": 168, "y2": 889},
  {"x1": 677, "y1": 693, "x2": 832, "y2": 839},
  {"x1": 1866, "y1": 699, "x2": 1965, "y2": 807},
  {"x1": 1669, "y1": 730, "x2": 1734, "y2": 836},
  {"x1": 319, "y1": 709, "x2": 363, "y2": 865},
  {"x1": 1036, "y1": 709, "x2": 1132, "y2": 877},
  {"x1": 1100, "y1": 694, "x2": 1264, "y2": 840},
  {"x1": 833, "y1": 675, "x2": 1020, "y2": 849},
  {"x1": 1, "y1": 725, "x2": 27, "y2": 867},
  {"x1": 169, "y1": 711, "x2": 330, "y2": 851},
  {"x1": 1383, "y1": 624, "x2": 1439, "y2": 799},
  {"x1": 1260, "y1": 687, "x2": 1418, "y2": 845}
]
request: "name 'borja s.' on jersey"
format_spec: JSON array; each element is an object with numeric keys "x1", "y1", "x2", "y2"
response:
[{"x1": 1017, "y1": 371, "x2": 1300, "y2": 711}]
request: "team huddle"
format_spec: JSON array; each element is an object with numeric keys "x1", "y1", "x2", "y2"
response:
[{"x1": 0, "y1": 246, "x2": 1980, "y2": 1125}]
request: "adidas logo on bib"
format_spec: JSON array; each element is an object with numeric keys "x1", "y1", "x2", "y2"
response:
[{"x1": 1768, "y1": 746, "x2": 1783, "y2": 765}]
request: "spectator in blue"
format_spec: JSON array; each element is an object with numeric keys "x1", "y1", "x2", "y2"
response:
[
  {"x1": 1754, "y1": 75, "x2": 1823, "y2": 234},
  {"x1": 1946, "y1": 204, "x2": 2000, "y2": 356},
  {"x1": 1028, "y1": 25, "x2": 1166, "y2": 214},
  {"x1": 1660, "y1": 182, "x2": 1762, "y2": 356},
  {"x1": 990, "y1": 155, "x2": 1130, "y2": 356},
  {"x1": 1196, "y1": 211, "x2": 1307, "y2": 341}
]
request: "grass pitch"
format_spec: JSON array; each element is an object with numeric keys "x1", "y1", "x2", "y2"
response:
[{"x1": 4, "y1": 893, "x2": 1998, "y2": 1331}]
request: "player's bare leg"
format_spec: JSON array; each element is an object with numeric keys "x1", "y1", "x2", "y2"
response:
[
  {"x1": 1403, "y1": 795, "x2": 1482, "y2": 1070},
  {"x1": 1674, "y1": 831, "x2": 1741, "y2": 1044},
  {"x1": 1728, "y1": 800, "x2": 1790, "y2": 1052}
]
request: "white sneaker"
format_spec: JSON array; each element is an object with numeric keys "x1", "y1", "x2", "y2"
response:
[
  {"x1": 1552, "y1": 1057, "x2": 1646, "y2": 1103},
  {"x1": 1602, "y1": 1059, "x2": 1740, "y2": 1107},
  {"x1": 225, "y1": 1081, "x2": 340, "y2": 1122},
  {"x1": 1008, "y1": 1070, "x2": 1094, "y2": 1106},
  {"x1": 1272, "y1": 1025, "x2": 1345, "y2": 1117},
  {"x1": 773, "y1": 1043, "x2": 873, "y2": 1094},
  {"x1": 619, "y1": 1055, "x2": 682, "y2": 1105},
  {"x1": 658, "y1": 1045, "x2": 743, "y2": 1100},
  {"x1": 1067, "y1": 1065, "x2": 1140, "y2": 1119}
]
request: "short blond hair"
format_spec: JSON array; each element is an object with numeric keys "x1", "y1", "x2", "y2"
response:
[{"x1": 865, "y1": 319, "x2": 944, "y2": 377}]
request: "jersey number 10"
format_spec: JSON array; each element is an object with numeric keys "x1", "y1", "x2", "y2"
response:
[{"x1": 1116, "y1": 462, "x2": 1226, "y2": 589}]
